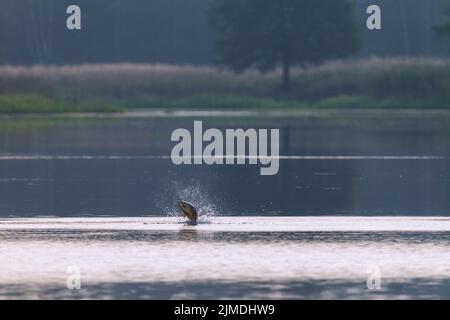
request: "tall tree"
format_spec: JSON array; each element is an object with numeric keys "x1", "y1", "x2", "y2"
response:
[
  {"x1": 209, "y1": 0, "x2": 361, "y2": 94},
  {"x1": 398, "y1": 0, "x2": 411, "y2": 55},
  {"x1": 434, "y1": 1, "x2": 450, "y2": 37},
  {"x1": 28, "y1": 0, "x2": 56, "y2": 64}
]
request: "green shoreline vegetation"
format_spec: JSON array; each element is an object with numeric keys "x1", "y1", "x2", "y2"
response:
[
  {"x1": 0, "y1": 94, "x2": 122, "y2": 113},
  {"x1": 1, "y1": 58, "x2": 450, "y2": 114}
]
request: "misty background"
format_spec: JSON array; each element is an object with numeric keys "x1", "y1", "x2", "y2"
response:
[
  {"x1": 0, "y1": 0, "x2": 449, "y2": 65},
  {"x1": 0, "y1": 1, "x2": 450, "y2": 218}
]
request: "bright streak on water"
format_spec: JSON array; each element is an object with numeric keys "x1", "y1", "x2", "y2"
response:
[
  {"x1": 1, "y1": 217, "x2": 450, "y2": 299},
  {"x1": 0, "y1": 155, "x2": 446, "y2": 161},
  {"x1": 1, "y1": 216, "x2": 450, "y2": 231}
]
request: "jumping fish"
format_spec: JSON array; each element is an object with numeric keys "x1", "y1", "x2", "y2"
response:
[{"x1": 177, "y1": 201, "x2": 198, "y2": 225}]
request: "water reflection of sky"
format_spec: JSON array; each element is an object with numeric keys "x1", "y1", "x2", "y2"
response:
[
  {"x1": 0, "y1": 217, "x2": 450, "y2": 299},
  {"x1": 1, "y1": 113, "x2": 450, "y2": 217}
]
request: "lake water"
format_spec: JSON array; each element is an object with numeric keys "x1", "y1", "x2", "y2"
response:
[
  {"x1": 1, "y1": 217, "x2": 450, "y2": 299},
  {"x1": 0, "y1": 110, "x2": 450, "y2": 299}
]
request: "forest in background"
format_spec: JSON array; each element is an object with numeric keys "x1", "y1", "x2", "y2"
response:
[
  {"x1": 0, "y1": 0, "x2": 449, "y2": 65},
  {"x1": 1, "y1": 0, "x2": 450, "y2": 113}
]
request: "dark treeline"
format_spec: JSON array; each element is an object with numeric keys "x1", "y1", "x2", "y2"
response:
[
  {"x1": 0, "y1": 0, "x2": 449, "y2": 65},
  {"x1": 0, "y1": 0, "x2": 215, "y2": 65}
]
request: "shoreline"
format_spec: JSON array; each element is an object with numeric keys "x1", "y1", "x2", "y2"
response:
[{"x1": 2, "y1": 108, "x2": 450, "y2": 119}]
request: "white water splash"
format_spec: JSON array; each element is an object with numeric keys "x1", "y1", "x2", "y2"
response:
[{"x1": 158, "y1": 181, "x2": 219, "y2": 224}]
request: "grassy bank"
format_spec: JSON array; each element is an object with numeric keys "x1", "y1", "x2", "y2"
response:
[
  {"x1": 0, "y1": 94, "x2": 122, "y2": 113},
  {"x1": 1, "y1": 58, "x2": 450, "y2": 113}
]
